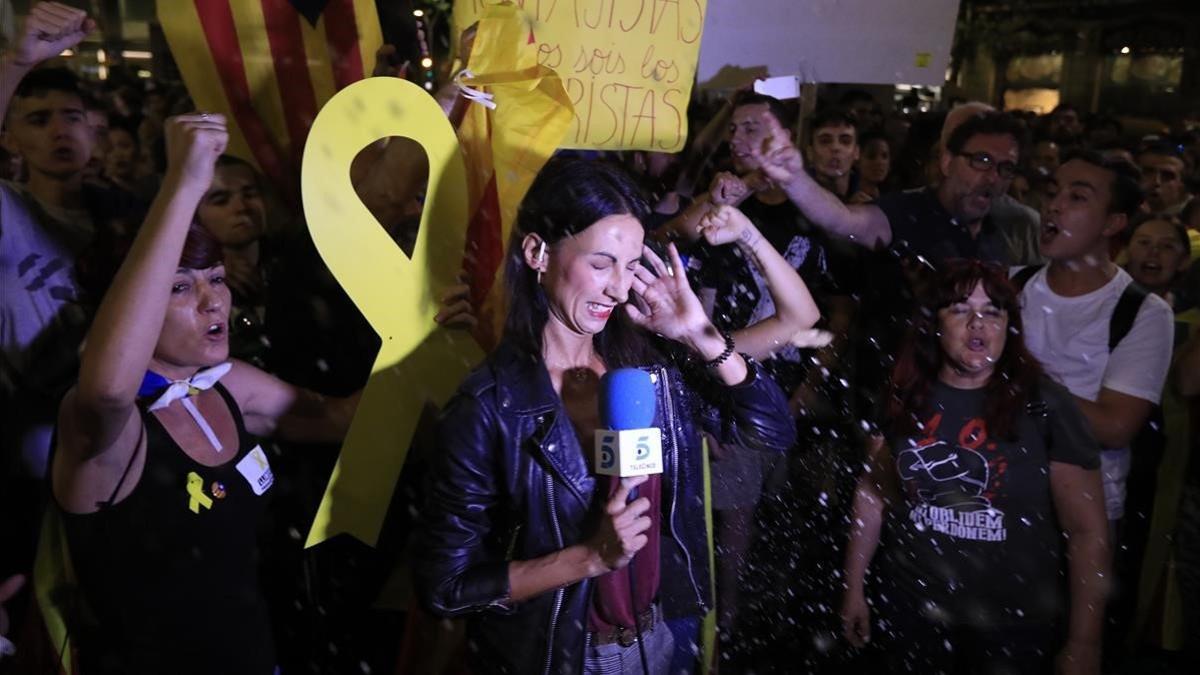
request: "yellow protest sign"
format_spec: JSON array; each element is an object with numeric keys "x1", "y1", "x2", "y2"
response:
[
  {"x1": 454, "y1": 0, "x2": 708, "y2": 152},
  {"x1": 302, "y1": 77, "x2": 483, "y2": 548}
]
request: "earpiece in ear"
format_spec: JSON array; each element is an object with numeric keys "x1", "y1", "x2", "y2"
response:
[{"x1": 537, "y1": 241, "x2": 547, "y2": 265}]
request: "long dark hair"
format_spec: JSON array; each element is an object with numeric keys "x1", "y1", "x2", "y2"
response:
[
  {"x1": 887, "y1": 259, "x2": 1043, "y2": 440},
  {"x1": 503, "y1": 156, "x2": 658, "y2": 367}
]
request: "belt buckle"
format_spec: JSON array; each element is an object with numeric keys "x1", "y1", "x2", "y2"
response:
[{"x1": 616, "y1": 625, "x2": 637, "y2": 648}]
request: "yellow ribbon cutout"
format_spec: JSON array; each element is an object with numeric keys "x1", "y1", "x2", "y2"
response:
[
  {"x1": 302, "y1": 78, "x2": 483, "y2": 548},
  {"x1": 186, "y1": 471, "x2": 213, "y2": 514}
]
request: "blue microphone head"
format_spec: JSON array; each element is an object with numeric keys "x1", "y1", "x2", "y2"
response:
[{"x1": 600, "y1": 368, "x2": 657, "y2": 430}]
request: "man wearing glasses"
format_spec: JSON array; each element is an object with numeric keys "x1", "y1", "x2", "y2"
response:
[
  {"x1": 1136, "y1": 143, "x2": 1192, "y2": 216},
  {"x1": 754, "y1": 109, "x2": 1025, "y2": 267}
]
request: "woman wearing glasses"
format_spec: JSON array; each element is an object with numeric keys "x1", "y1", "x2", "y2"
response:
[{"x1": 839, "y1": 260, "x2": 1109, "y2": 674}]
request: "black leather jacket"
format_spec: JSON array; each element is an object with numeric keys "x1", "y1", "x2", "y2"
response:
[{"x1": 415, "y1": 340, "x2": 796, "y2": 675}]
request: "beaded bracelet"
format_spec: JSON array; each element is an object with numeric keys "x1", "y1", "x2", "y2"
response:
[{"x1": 703, "y1": 331, "x2": 736, "y2": 369}]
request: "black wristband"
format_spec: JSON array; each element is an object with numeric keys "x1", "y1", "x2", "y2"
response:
[{"x1": 703, "y1": 331, "x2": 736, "y2": 369}]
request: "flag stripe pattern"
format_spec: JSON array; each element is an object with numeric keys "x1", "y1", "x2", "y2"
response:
[
  {"x1": 158, "y1": 0, "x2": 382, "y2": 198},
  {"x1": 191, "y1": 0, "x2": 291, "y2": 193},
  {"x1": 322, "y1": 0, "x2": 365, "y2": 91},
  {"x1": 261, "y1": 0, "x2": 320, "y2": 164}
]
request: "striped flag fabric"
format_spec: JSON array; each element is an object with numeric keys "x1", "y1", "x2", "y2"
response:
[
  {"x1": 156, "y1": 0, "x2": 383, "y2": 198},
  {"x1": 453, "y1": 3, "x2": 575, "y2": 347}
]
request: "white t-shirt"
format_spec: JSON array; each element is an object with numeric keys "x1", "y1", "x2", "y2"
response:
[
  {"x1": 1017, "y1": 265, "x2": 1174, "y2": 519},
  {"x1": 1, "y1": 181, "x2": 94, "y2": 476}
]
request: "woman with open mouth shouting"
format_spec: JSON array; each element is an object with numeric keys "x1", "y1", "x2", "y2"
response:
[
  {"x1": 840, "y1": 260, "x2": 1109, "y2": 675},
  {"x1": 49, "y1": 113, "x2": 358, "y2": 675}
]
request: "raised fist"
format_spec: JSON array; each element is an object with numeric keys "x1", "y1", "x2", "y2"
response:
[
  {"x1": 708, "y1": 171, "x2": 751, "y2": 206},
  {"x1": 11, "y1": 3, "x2": 94, "y2": 68},
  {"x1": 698, "y1": 204, "x2": 755, "y2": 247},
  {"x1": 163, "y1": 113, "x2": 229, "y2": 189}
]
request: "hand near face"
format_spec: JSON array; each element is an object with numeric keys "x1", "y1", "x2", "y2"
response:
[
  {"x1": 751, "y1": 128, "x2": 805, "y2": 189},
  {"x1": 11, "y1": 2, "x2": 94, "y2": 68},
  {"x1": 709, "y1": 171, "x2": 751, "y2": 206},
  {"x1": 625, "y1": 243, "x2": 711, "y2": 345},
  {"x1": 164, "y1": 114, "x2": 229, "y2": 190}
]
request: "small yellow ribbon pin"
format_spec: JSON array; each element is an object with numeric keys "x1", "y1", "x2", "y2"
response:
[{"x1": 186, "y1": 471, "x2": 213, "y2": 514}]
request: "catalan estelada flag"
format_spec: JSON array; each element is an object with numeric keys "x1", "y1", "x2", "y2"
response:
[
  {"x1": 156, "y1": 0, "x2": 383, "y2": 198},
  {"x1": 453, "y1": 2, "x2": 574, "y2": 347}
]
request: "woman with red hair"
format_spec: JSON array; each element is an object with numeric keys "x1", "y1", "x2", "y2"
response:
[
  {"x1": 839, "y1": 260, "x2": 1109, "y2": 674},
  {"x1": 49, "y1": 114, "x2": 358, "y2": 675}
]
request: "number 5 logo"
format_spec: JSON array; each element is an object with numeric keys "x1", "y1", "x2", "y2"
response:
[
  {"x1": 635, "y1": 436, "x2": 651, "y2": 460},
  {"x1": 600, "y1": 434, "x2": 616, "y2": 469}
]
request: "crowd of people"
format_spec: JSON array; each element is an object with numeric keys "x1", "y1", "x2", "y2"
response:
[{"x1": 2, "y1": 2, "x2": 1200, "y2": 674}]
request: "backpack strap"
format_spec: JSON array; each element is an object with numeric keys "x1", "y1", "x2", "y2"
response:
[
  {"x1": 1011, "y1": 264, "x2": 1044, "y2": 291},
  {"x1": 1109, "y1": 281, "x2": 1150, "y2": 351}
]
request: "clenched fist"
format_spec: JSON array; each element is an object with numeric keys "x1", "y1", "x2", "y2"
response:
[
  {"x1": 709, "y1": 171, "x2": 751, "y2": 206},
  {"x1": 9, "y1": 2, "x2": 94, "y2": 69},
  {"x1": 163, "y1": 113, "x2": 229, "y2": 190}
]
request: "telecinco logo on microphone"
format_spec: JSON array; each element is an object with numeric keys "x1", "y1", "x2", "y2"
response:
[{"x1": 595, "y1": 429, "x2": 664, "y2": 477}]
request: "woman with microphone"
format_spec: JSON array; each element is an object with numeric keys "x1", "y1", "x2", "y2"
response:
[{"x1": 415, "y1": 157, "x2": 797, "y2": 674}]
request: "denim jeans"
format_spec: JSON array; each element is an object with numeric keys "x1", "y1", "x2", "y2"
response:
[{"x1": 584, "y1": 618, "x2": 675, "y2": 675}]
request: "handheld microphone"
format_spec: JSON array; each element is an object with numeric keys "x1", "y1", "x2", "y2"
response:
[
  {"x1": 595, "y1": 369, "x2": 663, "y2": 479},
  {"x1": 595, "y1": 369, "x2": 662, "y2": 675}
]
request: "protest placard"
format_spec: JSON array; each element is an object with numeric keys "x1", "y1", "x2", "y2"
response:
[
  {"x1": 454, "y1": 0, "x2": 707, "y2": 152},
  {"x1": 696, "y1": 0, "x2": 960, "y2": 88}
]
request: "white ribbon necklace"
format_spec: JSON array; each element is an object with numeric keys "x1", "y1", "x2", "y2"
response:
[{"x1": 147, "y1": 362, "x2": 232, "y2": 452}]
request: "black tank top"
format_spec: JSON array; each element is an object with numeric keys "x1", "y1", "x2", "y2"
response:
[{"x1": 59, "y1": 383, "x2": 276, "y2": 675}]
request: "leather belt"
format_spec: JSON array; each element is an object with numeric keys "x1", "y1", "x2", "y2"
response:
[{"x1": 589, "y1": 604, "x2": 659, "y2": 648}]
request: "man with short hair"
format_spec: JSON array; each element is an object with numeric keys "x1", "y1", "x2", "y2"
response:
[
  {"x1": 806, "y1": 109, "x2": 859, "y2": 202},
  {"x1": 943, "y1": 103, "x2": 1043, "y2": 265},
  {"x1": 1137, "y1": 144, "x2": 1191, "y2": 216},
  {"x1": 0, "y1": 4, "x2": 132, "y2": 590},
  {"x1": 1017, "y1": 152, "x2": 1174, "y2": 526},
  {"x1": 755, "y1": 107, "x2": 1026, "y2": 266},
  {"x1": 1048, "y1": 103, "x2": 1084, "y2": 148},
  {"x1": 662, "y1": 92, "x2": 840, "y2": 405},
  {"x1": 2, "y1": 6, "x2": 101, "y2": 475}
]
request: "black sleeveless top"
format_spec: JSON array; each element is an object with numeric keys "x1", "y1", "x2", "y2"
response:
[{"x1": 59, "y1": 383, "x2": 276, "y2": 675}]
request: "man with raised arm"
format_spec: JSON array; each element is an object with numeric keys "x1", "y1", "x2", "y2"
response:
[{"x1": 751, "y1": 107, "x2": 1026, "y2": 266}]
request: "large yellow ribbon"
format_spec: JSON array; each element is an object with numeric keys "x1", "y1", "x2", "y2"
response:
[{"x1": 302, "y1": 78, "x2": 483, "y2": 548}]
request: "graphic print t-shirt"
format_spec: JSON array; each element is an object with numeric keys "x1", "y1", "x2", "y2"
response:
[{"x1": 882, "y1": 378, "x2": 1099, "y2": 627}]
